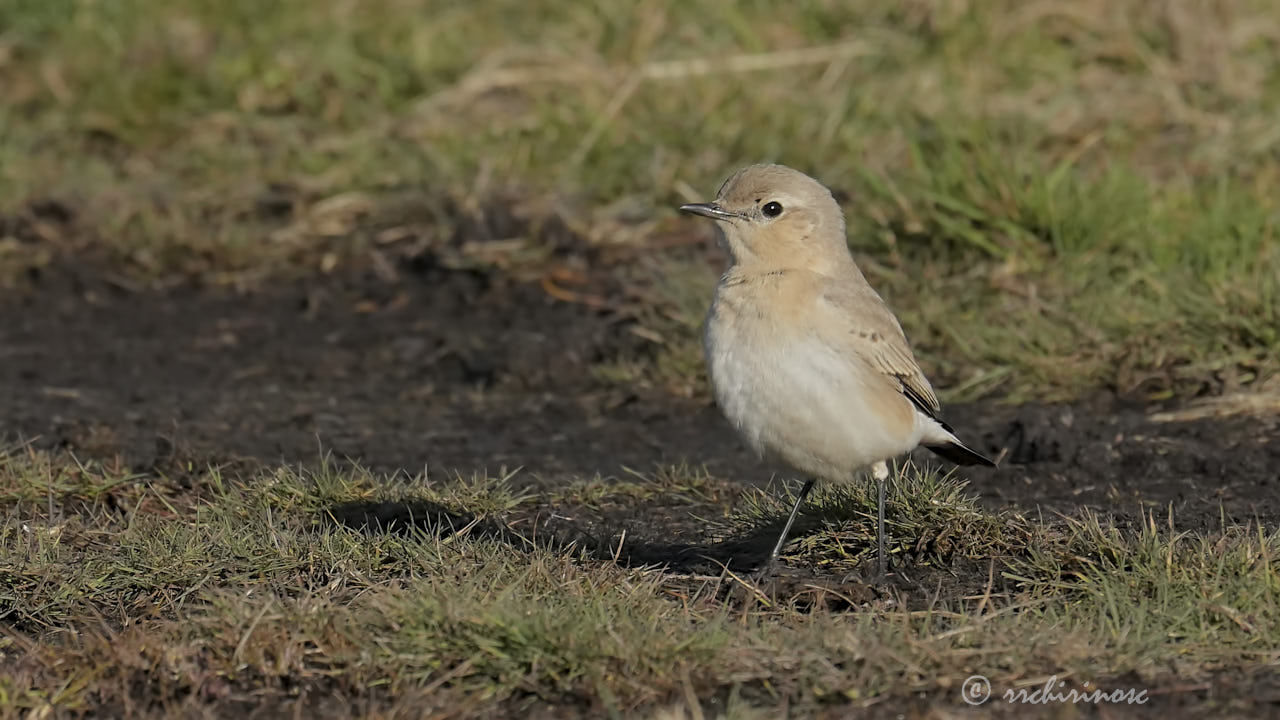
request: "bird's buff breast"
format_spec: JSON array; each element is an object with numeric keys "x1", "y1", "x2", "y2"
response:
[{"x1": 704, "y1": 289, "x2": 918, "y2": 481}]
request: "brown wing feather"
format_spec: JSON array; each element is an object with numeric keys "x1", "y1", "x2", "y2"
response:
[
  {"x1": 819, "y1": 277, "x2": 994, "y2": 466},
  {"x1": 820, "y1": 283, "x2": 940, "y2": 417}
]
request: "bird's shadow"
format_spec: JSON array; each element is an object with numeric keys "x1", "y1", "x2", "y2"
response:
[{"x1": 324, "y1": 497, "x2": 828, "y2": 575}]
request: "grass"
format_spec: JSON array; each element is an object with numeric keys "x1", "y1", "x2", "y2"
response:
[
  {"x1": 729, "y1": 462, "x2": 1037, "y2": 572},
  {"x1": 2, "y1": 0, "x2": 1279, "y2": 401},
  {"x1": 3, "y1": 449, "x2": 1279, "y2": 716},
  {"x1": 549, "y1": 464, "x2": 728, "y2": 508}
]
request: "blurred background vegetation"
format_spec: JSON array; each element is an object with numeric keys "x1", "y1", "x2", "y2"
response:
[{"x1": 2, "y1": 0, "x2": 1277, "y2": 403}]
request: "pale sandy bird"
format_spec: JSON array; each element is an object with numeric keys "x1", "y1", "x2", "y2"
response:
[{"x1": 681, "y1": 164, "x2": 995, "y2": 576}]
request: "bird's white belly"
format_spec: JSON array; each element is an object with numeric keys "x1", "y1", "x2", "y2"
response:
[{"x1": 707, "y1": 325, "x2": 922, "y2": 481}]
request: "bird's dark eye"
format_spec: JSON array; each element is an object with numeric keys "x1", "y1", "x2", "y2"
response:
[{"x1": 762, "y1": 201, "x2": 783, "y2": 218}]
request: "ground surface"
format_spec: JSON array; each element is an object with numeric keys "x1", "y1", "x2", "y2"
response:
[
  {"x1": 6, "y1": 260, "x2": 1277, "y2": 534},
  {"x1": 5, "y1": 257, "x2": 1280, "y2": 718}
]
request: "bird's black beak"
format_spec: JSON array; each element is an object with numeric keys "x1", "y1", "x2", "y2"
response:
[{"x1": 679, "y1": 202, "x2": 740, "y2": 221}]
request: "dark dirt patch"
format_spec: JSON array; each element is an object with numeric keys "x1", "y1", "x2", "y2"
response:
[
  {"x1": 2, "y1": 257, "x2": 707, "y2": 477},
  {"x1": 972, "y1": 402, "x2": 1278, "y2": 539},
  {"x1": 5, "y1": 258, "x2": 1277, "y2": 559},
  {"x1": 940, "y1": 399, "x2": 1280, "y2": 534}
]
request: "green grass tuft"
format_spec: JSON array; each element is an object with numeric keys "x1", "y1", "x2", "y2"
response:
[{"x1": 729, "y1": 462, "x2": 1033, "y2": 572}]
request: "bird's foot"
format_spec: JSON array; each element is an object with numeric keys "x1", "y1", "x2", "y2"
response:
[{"x1": 750, "y1": 555, "x2": 778, "y2": 584}]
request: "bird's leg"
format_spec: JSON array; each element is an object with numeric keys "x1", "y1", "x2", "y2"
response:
[
  {"x1": 756, "y1": 477, "x2": 816, "y2": 579},
  {"x1": 872, "y1": 461, "x2": 889, "y2": 578}
]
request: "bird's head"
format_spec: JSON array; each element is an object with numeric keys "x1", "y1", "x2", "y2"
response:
[{"x1": 680, "y1": 164, "x2": 850, "y2": 273}]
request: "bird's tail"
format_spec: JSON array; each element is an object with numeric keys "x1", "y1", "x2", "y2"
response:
[{"x1": 925, "y1": 438, "x2": 996, "y2": 467}]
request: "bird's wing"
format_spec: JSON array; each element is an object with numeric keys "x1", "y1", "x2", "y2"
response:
[{"x1": 818, "y1": 282, "x2": 943, "y2": 420}]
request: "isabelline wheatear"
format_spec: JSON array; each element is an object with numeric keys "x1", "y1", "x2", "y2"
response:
[{"x1": 680, "y1": 164, "x2": 995, "y2": 577}]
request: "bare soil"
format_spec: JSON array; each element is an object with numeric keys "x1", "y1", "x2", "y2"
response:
[{"x1": 5, "y1": 258, "x2": 1276, "y2": 526}]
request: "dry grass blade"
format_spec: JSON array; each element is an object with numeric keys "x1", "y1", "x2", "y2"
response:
[
  {"x1": 417, "y1": 39, "x2": 876, "y2": 113},
  {"x1": 1148, "y1": 391, "x2": 1280, "y2": 423}
]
